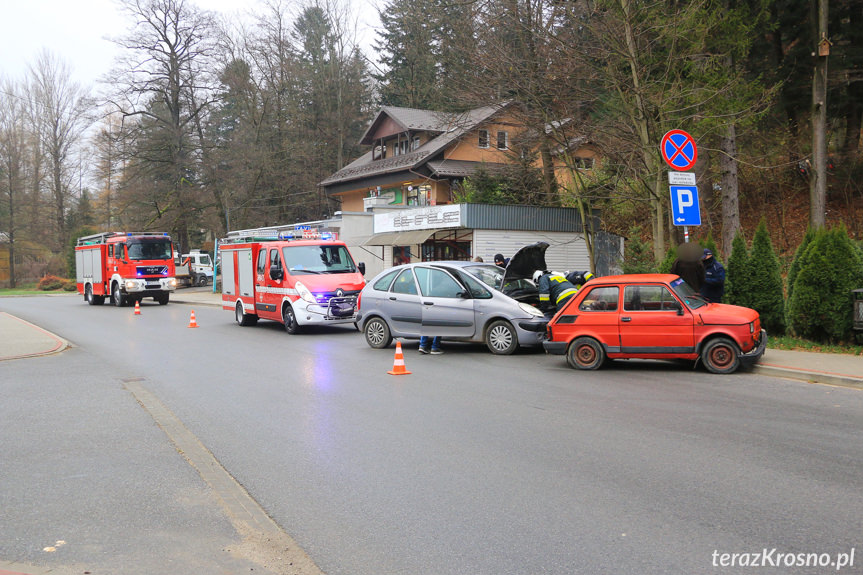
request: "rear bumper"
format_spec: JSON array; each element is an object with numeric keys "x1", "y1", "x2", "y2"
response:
[
  {"x1": 543, "y1": 340, "x2": 568, "y2": 355},
  {"x1": 739, "y1": 329, "x2": 768, "y2": 368}
]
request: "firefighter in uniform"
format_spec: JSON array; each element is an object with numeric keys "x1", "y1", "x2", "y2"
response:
[
  {"x1": 565, "y1": 270, "x2": 595, "y2": 288},
  {"x1": 533, "y1": 270, "x2": 579, "y2": 313}
]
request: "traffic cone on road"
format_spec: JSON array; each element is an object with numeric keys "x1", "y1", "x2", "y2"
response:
[
  {"x1": 387, "y1": 341, "x2": 411, "y2": 375},
  {"x1": 134, "y1": 301, "x2": 141, "y2": 315},
  {"x1": 187, "y1": 310, "x2": 199, "y2": 328}
]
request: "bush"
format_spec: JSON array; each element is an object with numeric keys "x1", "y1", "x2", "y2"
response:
[
  {"x1": 787, "y1": 225, "x2": 863, "y2": 343},
  {"x1": 725, "y1": 231, "x2": 750, "y2": 308},
  {"x1": 621, "y1": 228, "x2": 657, "y2": 274},
  {"x1": 37, "y1": 275, "x2": 67, "y2": 291},
  {"x1": 748, "y1": 219, "x2": 786, "y2": 335}
]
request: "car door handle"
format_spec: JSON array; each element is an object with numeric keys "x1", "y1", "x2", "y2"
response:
[
  {"x1": 389, "y1": 296, "x2": 397, "y2": 301},
  {"x1": 423, "y1": 302, "x2": 434, "y2": 306},
  {"x1": 621, "y1": 316, "x2": 632, "y2": 322}
]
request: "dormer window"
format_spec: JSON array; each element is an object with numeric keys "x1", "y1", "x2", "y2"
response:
[
  {"x1": 373, "y1": 144, "x2": 385, "y2": 160},
  {"x1": 478, "y1": 130, "x2": 489, "y2": 149},
  {"x1": 412, "y1": 136, "x2": 421, "y2": 150}
]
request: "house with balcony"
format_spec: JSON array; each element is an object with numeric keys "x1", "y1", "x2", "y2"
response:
[{"x1": 315, "y1": 103, "x2": 616, "y2": 279}]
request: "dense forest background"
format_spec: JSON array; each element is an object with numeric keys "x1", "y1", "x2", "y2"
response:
[{"x1": 1, "y1": 0, "x2": 861, "y2": 284}]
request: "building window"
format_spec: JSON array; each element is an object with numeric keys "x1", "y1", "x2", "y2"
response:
[
  {"x1": 373, "y1": 144, "x2": 385, "y2": 160},
  {"x1": 478, "y1": 129, "x2": 489, "y2": 149},
  {"x1": 406, "y1": 184, "x2": 432, "y2": 206},
  {"x1": 497, "y1": 131, "x2": 508, "y2": 150},
  {"x1": 412, "y1": 136, "x2": 421, "y2": 150},
  {"x1": 574, "y1": 156, "x2": 595, "y2": 170}
]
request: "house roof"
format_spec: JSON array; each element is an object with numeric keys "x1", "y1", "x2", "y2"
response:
[
  {"x1": 426, "y1": 160, "x2": 510, "y2": 178},
  {"x1": 320, "y1": 104, "x2": 506, "y2": 189}
]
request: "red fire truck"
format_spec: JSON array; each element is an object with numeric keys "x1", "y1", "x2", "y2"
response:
[
  {"x1": 220, "y1": 226, "x2": 366, "y2": 333},
  {"x1": 75, "y1": 232, "x2": 177, "y2": 306}
]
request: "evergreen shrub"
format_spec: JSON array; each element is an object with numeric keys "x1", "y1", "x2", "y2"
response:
[
  {"x1": 747, "y1": 219, "x2": 786, "y2": 335},
  {"x1": 787, "y1": 225, "x2": 863, "y2": 342},
  {"x1": 725, "y1": 231, "x2": 750, "y2": 308}
]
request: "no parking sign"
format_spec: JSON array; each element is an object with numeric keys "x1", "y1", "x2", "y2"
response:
[{"x1": 661, "y1": 130, "x2": 697, "y2": 171}]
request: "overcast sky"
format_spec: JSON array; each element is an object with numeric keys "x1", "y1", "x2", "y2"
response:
[{"x1": 0, "y1": 0, "x2": 380, "y2": 88}]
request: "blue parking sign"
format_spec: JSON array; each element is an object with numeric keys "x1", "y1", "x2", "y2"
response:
[{"x1": 669, "y1": 185, "x2": 701, "y2": 226}]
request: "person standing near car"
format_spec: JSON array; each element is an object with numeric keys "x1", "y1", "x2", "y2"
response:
[
  {"x1": 418, "y1": 335, "x2": 443, "y2": 355},
  {"x1": 494, "y1": 253, "x2": 509, "y2": 268},
  {"x1": 534, "y1": 270, "x2": 579, "y2": 313},
  {"x1": 700, "y1": 249, "x2": 726, "y2": 303}
]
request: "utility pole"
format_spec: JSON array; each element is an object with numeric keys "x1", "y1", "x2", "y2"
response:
[{"x1": 810, "y1": 0, "x2": 829, "y2": 229}]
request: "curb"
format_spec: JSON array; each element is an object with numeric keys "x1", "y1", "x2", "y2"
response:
[
  {"x1": 0, "y1": 313, "x2": 70, "y2": 362},
  {"x1": 752, "y1": 364, "x2": 863, "y2": 390}
]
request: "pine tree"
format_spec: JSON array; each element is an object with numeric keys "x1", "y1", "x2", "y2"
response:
[
  {"x1": 748, "y1": 219, "x2": 786, "y2": 334},
  {"x1": 725, "y1": 231, "x2": 750, "y2": 308},
  {"x1": 621, "y1": 228, "x2": 657, "y2": 274},
  {"x1": 788, "y1": 226, "x2": 863, "y2": 342}
]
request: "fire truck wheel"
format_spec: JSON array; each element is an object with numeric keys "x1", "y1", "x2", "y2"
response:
[
  {"x1": 156, "y1": 293, "x2": 169, "y2": 305},
  {"x1": 282, "y1": 304, "x2": 301, "y2": 334},
  {"x1": 235, "y1": 301, "x2": 257, "y2": 326},
  {"x1": 363, "y1": 317, "x2": 392, "y2": 349},
  {"x1": 112, "y1": 283, "x2": 127, "y2": 307},
  {"x1": 85, "y1": 285, "x2": 104, "y2": 305}
]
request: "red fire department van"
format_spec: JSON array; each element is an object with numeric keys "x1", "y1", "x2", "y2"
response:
[
  {"x1": 220, "y1": 226, "x2": 366, "y2": 333},
  {"x1": 75, "y1": 232, "x2": 177, "y2": 306}
]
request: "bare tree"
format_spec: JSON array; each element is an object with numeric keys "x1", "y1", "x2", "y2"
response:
[
  {"x1": 28, "y1": 49, "x2": 92, "y2": 252},
  {"x1": 0, "y1": 78, "x2": 30, "y2": 287},
  {"x1": 108, "y1": 0, "x2": 218, "y2": 249}
]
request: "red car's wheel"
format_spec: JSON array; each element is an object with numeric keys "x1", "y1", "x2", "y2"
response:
[
  {"x1": 566, "y1": 337, "x2": 605, "y2": 370},
  {"x1": 701, "y1": 337, "x2": 740, "y2": 374}
]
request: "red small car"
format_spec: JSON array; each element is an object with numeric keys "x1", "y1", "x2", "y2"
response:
[{"x1": 543, "y1": 274, "x2": 767, "y2": 374}]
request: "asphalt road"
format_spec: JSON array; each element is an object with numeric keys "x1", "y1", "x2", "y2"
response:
[{"x1": 1, "y1": 295, "x2": 862, "y2": 575}]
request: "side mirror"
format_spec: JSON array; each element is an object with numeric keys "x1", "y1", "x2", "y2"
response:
[
  {"x1": 676, "y1": 304, "x2": 684, "y2": 316},
  {"x1": 269, "y1": 265, "x2": 284, "y2": 281},
  {"x1": 358, "y1": 262, "x2": 366, "y2": 276}
]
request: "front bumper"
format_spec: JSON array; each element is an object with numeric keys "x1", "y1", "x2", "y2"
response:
[
  {"x1": 293, "y1": 296, "x2": 357, "y2": 325},
  {"x1": 123, "y1": 278, "x2": 177, "y2": 293},
  {"x1": 739, "y1": 329, "x2": 768, "y2": 368}
]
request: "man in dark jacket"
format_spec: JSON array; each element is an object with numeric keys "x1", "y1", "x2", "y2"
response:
[
  {"x1": 700, "y1": 249, "x2": 726, "y2": 303},
  {"x1": 671, "y1": 256, "x2": 705, "y2": 292}
]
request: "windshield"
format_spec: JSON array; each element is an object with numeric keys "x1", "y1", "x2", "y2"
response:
[
  {"x1": 127, "y1": 239, "x2": 172, "y2": 261},
  {"x1": 281, "y1": 245, "x2": 357, "y2": 275},
  {"x1": 670, "y1": 277, "x2": 708, "y2": 309},
  {"x1": 464, "y1": 264, "x2": 505, "y2": 290}
]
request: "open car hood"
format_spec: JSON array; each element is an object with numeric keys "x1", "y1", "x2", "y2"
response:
[{"x1": 502, "y1": 241, "x2": 549, "y2": 285}]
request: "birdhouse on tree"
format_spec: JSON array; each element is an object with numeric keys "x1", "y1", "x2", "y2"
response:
[{"x1": 818, "y1": 37, "x2": 832, "y2": 57}]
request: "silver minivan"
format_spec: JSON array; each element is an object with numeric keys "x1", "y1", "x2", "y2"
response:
[{"x1": 355, "y1": 244, "x2": 551, "y2": 354}]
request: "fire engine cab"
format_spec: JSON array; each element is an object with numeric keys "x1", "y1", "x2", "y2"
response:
[
  {"x1": 75, "y1": 232, "x2": 177, "y2": 306},
  {"x1": 220, "y1": 226, "x2": 366, "y2": 333}
]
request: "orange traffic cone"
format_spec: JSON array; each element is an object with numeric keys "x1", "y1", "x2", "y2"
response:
[
  {"x1": 134, "y1": 301, "x2": 141, "y2": 315},
  {"x1": 187, "y1": 310, "x2": 199, "y2": 328},
  {"x1": 387, "y1": 341, "x2": 411, "y2": 375}
]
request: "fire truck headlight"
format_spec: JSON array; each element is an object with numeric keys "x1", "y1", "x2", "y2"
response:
[
  {"x1": 294, "y1": 281, "x2": 316, "y2": 304},
  {"x1": 125, "y1": 280, "x2": 137, "y2": 290},
  {"x1": 168, "y1": 278, "x2": 177, "y2": 287}
]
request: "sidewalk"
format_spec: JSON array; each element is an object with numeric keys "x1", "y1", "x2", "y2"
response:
[{"x1": 1, "y1": 291, "x2": 862, "y2": 389}]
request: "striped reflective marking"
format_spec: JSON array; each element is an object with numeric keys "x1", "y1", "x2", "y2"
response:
[{"x1": 255, "y1": 285, "x2": 299, "y2": 296}]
